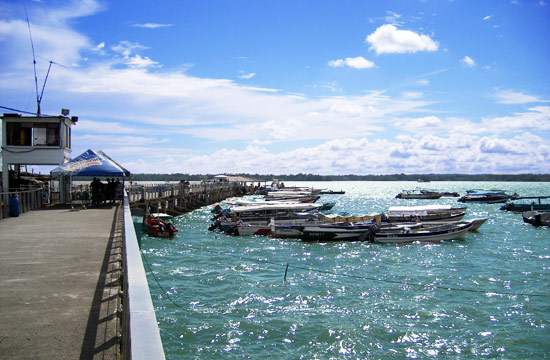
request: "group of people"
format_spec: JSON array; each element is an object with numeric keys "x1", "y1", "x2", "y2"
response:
[{"x1": 90, "y1": 177, "x2": 121, "y2": 206}]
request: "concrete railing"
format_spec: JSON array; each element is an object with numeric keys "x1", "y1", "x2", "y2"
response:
[
  {"x1": 0, "y1": 187, "x2": 46, "y2": 220},
  {"x1": 122, "y1": 191, "x2": 165, "y2": 360}
]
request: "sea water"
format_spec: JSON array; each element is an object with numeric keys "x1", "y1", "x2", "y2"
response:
[{"x1": 141, "y1": 181, "x2": 550, "y2": 359}]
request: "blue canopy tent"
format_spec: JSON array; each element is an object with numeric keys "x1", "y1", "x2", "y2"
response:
[
  {"x1": 50, "y1": 149, "x2": 130, "y2": 204},
  {"x1": 51, "y1": 149, "x2": 130, "y2": 177}
]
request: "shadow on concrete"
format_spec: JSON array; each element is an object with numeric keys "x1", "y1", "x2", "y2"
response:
[{"x1": 79, "y1": 205, "x2": 122, "y2": 360}]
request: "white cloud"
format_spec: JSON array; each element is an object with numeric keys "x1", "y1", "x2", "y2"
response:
[
  {"x1": 482, "y1": 106, "x2": 550, "y2": 132},
  {"x1": 133, "y1": 23, "x2": 173, "y2": 29},
  {"x1": 402, "y1": 91, "x2": 423, "y2": 99},
  {"x1": 483, "y1": 15, "x2": 493, "y2": 21},
  {"x1": 1, "y1": 0, "x2": 548, "y2": 175},
  {"x1": 126, "y1": 54, "x2": 160, "y2": 68},
  {"x1": 460, "y1": 56, "x2": 476, "y2": 67},
  {"x1": 385, "y1": 11, "x2": 403, "y2": 26},
  {"x1": 328, "y1": 56, "x2": 375, "y2": 69},
  {"x1": 366, "y1": 24, "x2": 438, "y2": 55},
  {"x1": 397, "y1": 116, "x2": 441, "y2": 131},
  {"x1": 479, "y1": 137, "x2": 525, "y2": 154},
  {"x1": 492, "y1": 89, "x2": 543, "y2": 104},
  {"x1": 92, "y1": 42, "x2": 105, "y2": 51},
  {"x1": 239, "y1": 73, "x2": 256, "y2": 79},
  {"x1": 111, "y1": 41, "x2": 148, "y2": 58}
]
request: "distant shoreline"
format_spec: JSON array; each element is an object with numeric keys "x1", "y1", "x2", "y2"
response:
[{"x1": 128, "y1": 173, "x2": 550, "y2": 182}]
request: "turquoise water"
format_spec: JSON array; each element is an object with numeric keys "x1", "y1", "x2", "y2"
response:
[{"x1": 141, "y1": 181, "x2": 550, "y2": 359}]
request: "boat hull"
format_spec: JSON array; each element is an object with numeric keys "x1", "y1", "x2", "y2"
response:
[
  {"x1": 373, "y1": 222, "x2": 473, "y2": 244},
  {"x1": 522, "y1": 211, "x2": 550, "y2": 227},
  {"x1": 300, "y1": 224, "x2": 378, "y2": 242}
]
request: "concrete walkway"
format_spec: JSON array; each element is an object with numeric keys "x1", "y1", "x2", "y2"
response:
[{"x1": 0, "y1": 204, "x2": 122, "y2": 360}]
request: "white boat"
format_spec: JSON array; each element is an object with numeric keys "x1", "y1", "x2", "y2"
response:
[
  {"x1": 213, "y1": 203, "x2": 321, "y2": 233},
  {"x1": 395, "y1": 189, "x2": 442, "y2": 199}
]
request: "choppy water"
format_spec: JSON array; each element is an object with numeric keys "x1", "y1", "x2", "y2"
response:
[{"x1": 141, "y1": 181, "x2": 550, "y2": 359}]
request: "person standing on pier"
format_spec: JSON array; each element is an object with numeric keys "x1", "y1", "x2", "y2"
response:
[{"x1": 90, "y1": 178, "x2": 101, "y2": 206}]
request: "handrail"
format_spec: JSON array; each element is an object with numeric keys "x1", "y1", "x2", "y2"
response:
[
  {"x1": 122, "y1": 191, "x2": 165, "y2": 360},
  {"x1": 0, "y1": 187, "x2": 45, "y2": 220}
]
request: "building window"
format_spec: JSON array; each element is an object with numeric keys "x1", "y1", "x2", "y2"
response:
[
  {"x1": 6, "y1": 122, "x2": 31, "y2": 146},
  {"x1": 5, "y1": 121, "x2": 61, "y2": 146}
]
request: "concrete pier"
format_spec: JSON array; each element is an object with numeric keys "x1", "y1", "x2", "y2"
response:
[
  {"x1": 0, "y1": 181, "x2": 253, "y2": 359},
  {"x1": 0, "y1": 204, "x2": 122, "y2": 359}
]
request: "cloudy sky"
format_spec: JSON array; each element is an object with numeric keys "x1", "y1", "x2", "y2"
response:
[{"x1": 0, "y1": 0, "x2": 549, "y2": 175}]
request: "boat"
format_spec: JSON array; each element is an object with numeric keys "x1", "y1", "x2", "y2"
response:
[
  {"x1": 149, "y1": 212, "x2": 172, "y2": 220},
  {"x1": 270, "y1": 213, "x2": 384, "y2": 239},
  {"x1": 458, "y1": 190, "x2": 519, "y2": 204},
  {"x1": 395, "y1": 190, "x2": 442, "y2": 199},
  {"x1": 422, "y1": 190, "x2": 460, "y2": 197},
  {"x1": 421, "y1": 218, "x2": 488, "y2": 232},
  {"x1": 373, "y1": 221, "x2": 474, "y2": 244},
  {"x1": 300, "y1": 223, "x2": 380, "y2": 242},
  {"x1": 500, "y1": 196, "x2": 550, "y2": 212},
  {"x1": 319, "y1": 190, "x2": 346, "y2": 195},
  {"x1": 299, "y1": 220, "x2": 475, "y2": 243},
  {"x1": 210, "y1": 202, "x2": 322, "y2": 233},
  {"x1": 145, "y1": 217, "x2": 178, "y2": 237},
  {"x1": 384, "y1": 205, "x2": 467, "y2": 223},
  {"x1": 522, "y1": 211, "x2": 550, "y2": 227}
]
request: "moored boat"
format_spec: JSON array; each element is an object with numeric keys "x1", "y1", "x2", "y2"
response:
[
  {"x1": 396, "y1": 190, "x2": 442, "y2": 199},
  {"x1": 319, "y1": 190, "x2": 346, "y2": 195},
  {"x1": 373, "y1": 221, "x2": 474, "y2": 244},
  {"x1": 500, "y1": 196, "x2": 550, "y2": 212},
  {"x1": 522, "y1": 211, "x2": 550, "y2": 227},
  {"x1": 458, "y1": 190, "x2": 518, "y2": 203},
  {"x1": 145, "y1": 217, "x2": 178, "y2": 237},
  {"x1": 385, "y1": 205, "x2": 467, "y2": 223},
  {"x1": 298, "y1": 220, "x2": 475, "y2": 243},
  {"x1": 210, "y1": 202, "x2": 322, "y2": 233},
  {"x1": 300, "y1": 223, "x2": 379, "y2": 242}
]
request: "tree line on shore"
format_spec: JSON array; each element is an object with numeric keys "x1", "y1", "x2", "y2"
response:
[{"x1": 129, "y1": 173, "x2": 550, "y2": 182}]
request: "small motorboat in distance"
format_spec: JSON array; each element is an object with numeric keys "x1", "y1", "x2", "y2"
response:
[
  {"x1": 396, "y1": 190, "x2": 442, "y2": 199},
  {"x1": 319, "y1": 190, "x2": 346, "y2": 194},
  {"x1": 458, "y1": 190, "x2": 518, "y2": 204}
]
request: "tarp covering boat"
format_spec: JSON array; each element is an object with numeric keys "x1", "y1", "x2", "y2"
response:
[
  {"x1": 387, "y1": 205, "x2": 464, "y2": 216},
  {"x1": 51, "y1": 149, "x2": 130, "y2": 177},
  {"x1": 318, "y1": 213, "x2": 382, "y2": 225}
]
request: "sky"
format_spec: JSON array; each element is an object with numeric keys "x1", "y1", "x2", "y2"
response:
[{"x1": 0, "y1": 0, "x2": 549, "y2": 175}]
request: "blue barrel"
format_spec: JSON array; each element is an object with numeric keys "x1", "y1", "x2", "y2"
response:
[{"x1": 9, "y1": 195, "x2": 20, "y2": 217}]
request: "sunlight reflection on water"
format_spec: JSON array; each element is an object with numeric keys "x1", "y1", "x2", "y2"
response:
[{"x1": 142, "y1": 181, "x2": 550, "y2": 359}]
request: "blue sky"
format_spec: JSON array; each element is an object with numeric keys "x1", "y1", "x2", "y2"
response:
[{"x1": 1, "y1": 0, "x2": 549, "y2": 175}]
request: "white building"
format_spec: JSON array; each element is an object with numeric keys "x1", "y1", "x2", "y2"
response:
[{"x1": 1, "y1": 112, "x2": 78, "y2": 196}]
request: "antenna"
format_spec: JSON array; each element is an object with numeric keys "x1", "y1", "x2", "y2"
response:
[{"x1": 24, "y1": 2, "x2": 40, "y2": 116}]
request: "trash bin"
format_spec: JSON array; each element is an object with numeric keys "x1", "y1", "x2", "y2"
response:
[{"x1": 9, "y1": 195, "x2": 20, "y2": 217}]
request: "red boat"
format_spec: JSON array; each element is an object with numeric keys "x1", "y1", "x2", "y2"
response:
[{"x1": 145, "y1": 218, "x2": 178, "y2": 237}]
